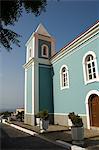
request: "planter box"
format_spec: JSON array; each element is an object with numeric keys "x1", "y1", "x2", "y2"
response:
[
  {"x1": 36, "y1": 118, "x2": 40, "y2": 126},
  {"x1": 40, "y1": 119, "x2": 49, "y2": 132},
  {"x1": 68, "y1": 118, "x2": 73, "y2": 129},
  {"x1": 71, "y1": 126, "x2": 84, "y2": 146},
  {"x1": 71, "y1": 126, "x2": 84, "y2": 140}
]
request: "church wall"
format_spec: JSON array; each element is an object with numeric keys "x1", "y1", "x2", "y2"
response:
[
  {"x1": 24, "y1": 22, "x2": 99, "y2": 128},
  {"x1": 52, "y1": 33, "x2": 99, "y2": 126}
]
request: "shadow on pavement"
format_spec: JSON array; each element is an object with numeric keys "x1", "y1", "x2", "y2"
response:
[{"x1": 0, "y1": 123, "x2": 65, "y2": 150}]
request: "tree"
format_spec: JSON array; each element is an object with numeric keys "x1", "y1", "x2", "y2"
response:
[{"x1": 0, "y1": 0, "x2": 47, "y2": 51}]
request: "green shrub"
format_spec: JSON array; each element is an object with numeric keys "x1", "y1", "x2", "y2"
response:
[
  {"x1": 68, "y1": 112, "x2": 83, "y2": 127},
  {"x1": 35, "y1": 112, "x2": 41, "y2": 118},
  {"x1": 36, "y1": 110, "x2": 49, "y2": 120}
]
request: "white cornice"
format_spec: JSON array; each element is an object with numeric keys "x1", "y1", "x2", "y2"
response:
[
  {"x1": 23, "y1": 58, "x2": 34, "y2": 69},
  {"x1": 51, "y1": 22, "x2": 99, "y2": 64},
  {"x1": 23, "y1": 58, "x2": 51, "y2": 69}
]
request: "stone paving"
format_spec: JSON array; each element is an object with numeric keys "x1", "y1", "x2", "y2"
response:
[{"x1": 10, "y1": 121, "x2": 99, "y2": 150}]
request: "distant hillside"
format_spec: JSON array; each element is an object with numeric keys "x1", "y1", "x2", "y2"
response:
[{"x1": 0, "y1": 108, "x2": 16, "y2": 113}]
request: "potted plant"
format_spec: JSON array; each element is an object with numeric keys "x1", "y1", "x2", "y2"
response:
[
  {"x1": 35, "y1": 112, "x2": 40, "y2": 126},
  {"x1": 39, "y1": 109, "x2": 49, "y2": 133},
  {"x1": 68, "y1": 112, "x2": 84, "y2": 146}
]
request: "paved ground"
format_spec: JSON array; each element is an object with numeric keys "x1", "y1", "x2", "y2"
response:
[
  {"x1": 0, "y1": 123, "x2": 66, "y2": 150},
  {"x1": 10, "y1": 121, "x2": 99, "y2": 150}
]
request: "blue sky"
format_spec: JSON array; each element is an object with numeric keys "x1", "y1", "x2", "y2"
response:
[{"x1": 0, "y1": 0, "x2": 99, "y2": 111}]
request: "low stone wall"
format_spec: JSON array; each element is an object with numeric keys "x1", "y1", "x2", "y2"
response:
[
  {"x1": 24, "y1": 114, "x2": 35, "y2": 126},
  {"x1": 54, "y1": 114, "x2": 87, "y2": 128},
  {"x1": 54, "y1": 114, "x2": 67, "y2": 126},
  {"x1": 25, "y1": 113, "x2": 88, "y2": 128}
]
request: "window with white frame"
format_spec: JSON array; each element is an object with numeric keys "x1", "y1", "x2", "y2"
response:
[
  {"x1": 60, "y1": 65, "x2": 69, "y2": 89},
  {"x1": 41, "y1": 44, "x2": 48, "y2": 58},
  {"x1": 82, "y1": 51, "x2": 98, "y2": 84}
]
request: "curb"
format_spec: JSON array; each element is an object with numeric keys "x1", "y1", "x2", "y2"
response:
[
  {"x1": 3, "y1": 121, "x2": 38, "y2": 136},
  {"x1": 3, "y1": 122, "x2": 87, "y2": 150},
  {"x1": 56, "y1": 140, "x2": 87, "y2": 150},
  {"x1": 56, "y1": 140, "x2": 71, "y2": 150},
  {"x1": 10, "y1": 124, "x2": 38, "y2": 136}
]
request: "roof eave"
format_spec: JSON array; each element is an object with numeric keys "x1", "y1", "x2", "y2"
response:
[{"x1": 51, "y1": 21, "x2": 99, "y2": 62}]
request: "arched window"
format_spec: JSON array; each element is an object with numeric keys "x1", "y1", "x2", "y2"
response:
[
  {"x1": 28, "y1": 48, "x2": 32, "y2": 61},
  {"x1": 82, "y1": 51, "x2": 98, "y2": 84},
  {"x1": 60, "y1": 65, "x2": 69, "y2": 90},
  {"x1": 41, "y1": 44, "x2": 48, "y2": 58},
  {"x1": 29, "y1": 48, "x2": 32, "y2": 58}
]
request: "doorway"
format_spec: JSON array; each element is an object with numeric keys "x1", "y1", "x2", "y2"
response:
[{"x1": 88, "y1": 95, "x2": 99, "y2": 127}]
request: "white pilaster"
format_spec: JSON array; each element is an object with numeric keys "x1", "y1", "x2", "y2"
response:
[
  {"x1": 24, "y1": 69, "x2": 27, "y2": 114},
  {"x1": 32, "y1": 62, "x2": 35, "y2": 115},
  {"x1": 34, "y1": 61, "x2": 39, "y2": 114},
  {"x1": 34, "y1": 34, "x2": 38, "y2": 58}
]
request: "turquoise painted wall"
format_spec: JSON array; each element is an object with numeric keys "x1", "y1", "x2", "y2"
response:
[
  {"x1": 52, "y1": 34, "x2": 99, "y2": 114},
  {"x1": 38, "y1": 39, "x2": 51, "y2": 58},
  {"x1": 39, "y1": 64, "x2": 54, "y2": 113},
  {"x1": 26, "y1": 67, "x2": 32, "y2": 113}
]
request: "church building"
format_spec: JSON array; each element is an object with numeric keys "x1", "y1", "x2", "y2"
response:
[{"x1": 23, "y1": 21, "x2": 99, "y2": 129}]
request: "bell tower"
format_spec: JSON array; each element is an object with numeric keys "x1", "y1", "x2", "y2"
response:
[{"x1": 24, "y1": 24, "x2": 55, "y2": 125}]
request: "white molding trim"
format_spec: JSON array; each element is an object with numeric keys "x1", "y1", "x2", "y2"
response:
[
  {"x1": 54, "y1": 113, "x2": 86, "y2": 116},
  {"x1": 32, "y1": 62, "x2": 35, "y2": 115},
  {"x1": 25, "y1": 113, "x2": 33, "y2": 115},
  {"x1": 34, "y1": 61, "x2": 39, "y2": 114},
  {"x1": 26, "y1": 48, "x2": 28, "y2": 63},
  {"x1": 60, "y1": 65, "x2": 69, "y2": 90},
  {"x1": 82, "y1": 51, "x2": 96, "y2": 64},
  {"x1": 24, "y1": 69, "x2": 27, "y2": 114},
  {"x1": 82, "y1": 51, "x2": 99, "y2": 85},
  {"x1": 23, "y1": 58, "x2": 33, "y2": 69},
  {"x1": 35, "y1": 34, "x2": 38, "y2": 58},
  {"x1": 51, "y1": 21, "x2": 99, "y2": 63},
  {"x1": 54, "y1": 113, "x2": 66, "y2": 116},
  {"x1": 23, "y1": 58, "x2": 51, "y2": 69},
  {"x1": 51, "y1": 35, "x2": 99, "y2": 64},
  {"x1": 85, "y1": 90, "x2": 99, "y2": 129}
]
